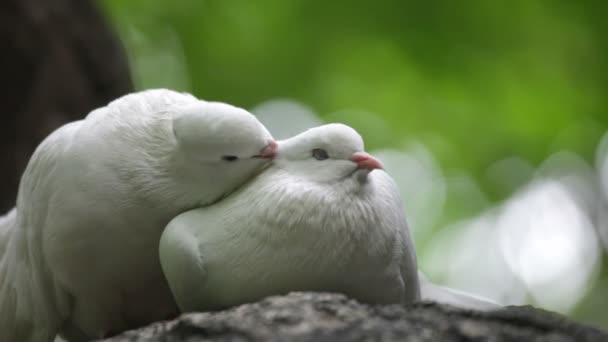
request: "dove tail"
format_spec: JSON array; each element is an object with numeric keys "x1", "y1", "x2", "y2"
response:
[
  {"x1": 0, "y1": 124, "x2": 76, "y2": 342},
  {"x1": 418, "y1": 271, "x2": 501, "y2": 311},
  {"x1": 0, "y1": 216, "x2": 63, "y2": 341}
]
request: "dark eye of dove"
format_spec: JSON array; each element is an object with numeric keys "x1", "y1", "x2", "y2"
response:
[
  {"x1": 312, "y1": 148, "x2": 329, "y2": 160},
  {"x1": 221, "y1": 155, "x2": 239, "y2": 162}
]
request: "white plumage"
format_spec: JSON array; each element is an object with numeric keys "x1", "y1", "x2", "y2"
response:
[
  {"x1": 159, "y1": 123, "x2": 421, "y2": 312},
  {"x1": 0, "y1": 89, "x2": 276, "y2": 341}
]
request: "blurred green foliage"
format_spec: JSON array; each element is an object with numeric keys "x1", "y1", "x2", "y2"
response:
[{"x1": 100, "y1": 0, "x2": 608, "y2": 327}]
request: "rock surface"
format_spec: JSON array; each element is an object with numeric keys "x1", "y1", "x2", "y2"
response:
[{"x1": 103, "y1": 292, "x2": 608, "y2": 342}]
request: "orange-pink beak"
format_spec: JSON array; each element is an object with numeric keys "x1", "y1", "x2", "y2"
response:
[
  {"x1": 254, "y1": 140, "x2": 278, "y2": 159},
  {"x1": 351, "y1": 152, "x2": 383, "y2": 170}
]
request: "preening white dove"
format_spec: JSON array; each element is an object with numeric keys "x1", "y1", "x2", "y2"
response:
[{"x1": 0, "y1": 89, "x2": 276, "y2": 341}]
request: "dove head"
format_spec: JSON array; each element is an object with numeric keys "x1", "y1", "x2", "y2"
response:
[
  {"x1": 274, "y1": 123, "x2": 383, "y2": 184},
  {"x1": 172, "y1": 101, "x2": 276, "y2": 164},
  {"x1": 168, "y1": 101, "x2": 277, "y2": 205}
]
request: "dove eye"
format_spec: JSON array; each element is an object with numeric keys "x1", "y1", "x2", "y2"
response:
[
  {"x1": 312, "y1": 148, "x2": 329, "y2": 160},
  {"x1": 221, "y1": 155, "x2": 239, "y2": 162}
]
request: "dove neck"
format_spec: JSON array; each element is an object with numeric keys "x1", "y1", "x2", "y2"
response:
[{"x1": 248, "y1": 168, "x2": 377, "y2": 235}]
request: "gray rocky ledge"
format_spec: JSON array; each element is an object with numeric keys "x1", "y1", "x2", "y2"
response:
[{"x1": 103, "y1": 292, "x2": 608, "y2": 342}]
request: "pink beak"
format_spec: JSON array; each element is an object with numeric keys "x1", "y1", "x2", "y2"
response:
[
  {"x1": 351, "y1": 152, "x2": 383, "y2": 170},
  {"x1": 254, "y1": 140, "x2": 278, "y2": 159}
]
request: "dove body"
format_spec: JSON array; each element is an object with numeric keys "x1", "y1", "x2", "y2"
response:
[
  {"x1": 160, "y1": 124, "x2": 420, "y2": 311},
  {"x1": 0, "y1": 89, "x2": 275, "y2": 341}
]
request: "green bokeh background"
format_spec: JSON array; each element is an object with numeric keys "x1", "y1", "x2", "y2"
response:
[{"x1": 100, "y1": 0, "x2": 608, "y2": 328}]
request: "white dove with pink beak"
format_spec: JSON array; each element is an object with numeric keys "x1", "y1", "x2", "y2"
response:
[
  {"x1": 0, "y1": 89, "x2": 277, "y2": 342},
  {"x1": 160, "y1": 123, "x2": 421, "y2": 311}
]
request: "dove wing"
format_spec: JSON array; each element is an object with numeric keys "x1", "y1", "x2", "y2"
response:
[
  {"x1": 159, "y1": 211, "x2": 209, "y2": 312},
  {"x1": 395, "y1": 209, "x2": 422, "y2": 303},
  {"x1": 374, "y1": 171, "x2": 421, "y2": 304},
  {"x1": 0, "y1": 121, "x2": 84, "y2": 342}
]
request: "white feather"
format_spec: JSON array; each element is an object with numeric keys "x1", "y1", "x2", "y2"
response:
[{"x1": 0, "y1": 89, "x2": 274, "y2": 341}]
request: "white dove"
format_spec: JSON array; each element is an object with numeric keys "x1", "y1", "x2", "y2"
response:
[
  {"x1": 0, "y1": 89, "x2": 276, "y2": 342},
  {"x1": 159, "y1": 123, "x2": 421, "y2": 312}
]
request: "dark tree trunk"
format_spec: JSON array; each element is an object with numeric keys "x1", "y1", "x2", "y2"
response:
[{"x1": 0, "y1": 0, "x2": 133, "y2": 212}]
